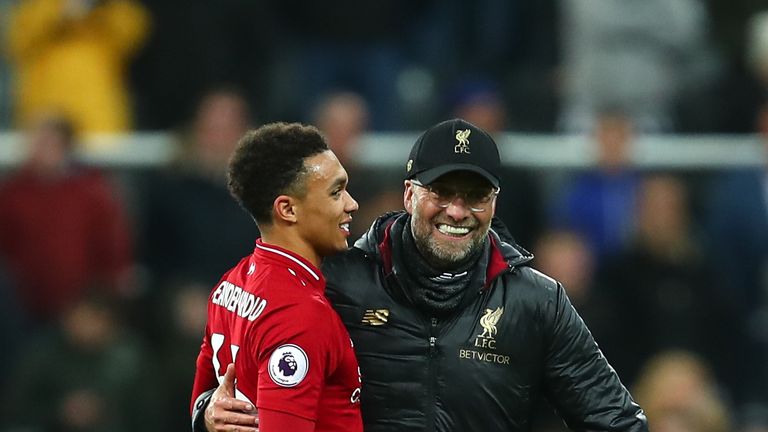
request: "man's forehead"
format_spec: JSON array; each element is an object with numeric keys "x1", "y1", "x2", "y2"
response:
[
  {"x1": 430, "y1": 170, "x2": 494, "y2": 188},
  {"x1": 304, "y1": 150, "x2": 345, "y2": 179}
]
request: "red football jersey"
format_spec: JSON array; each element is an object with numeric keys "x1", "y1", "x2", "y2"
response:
[{"x1": 191, "y1": 239, "x2": 362, "y2": 431}]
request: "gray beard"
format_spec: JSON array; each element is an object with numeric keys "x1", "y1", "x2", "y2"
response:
[
  {"x1": 411, "y1": 222, "x2": 488, "y2": 270},
  {"x1": 394, "y1": 217, "x2": 488, "y2": 316},
  {"x1": 412, "y1": 233, "x2": 483, "y2": 270}
]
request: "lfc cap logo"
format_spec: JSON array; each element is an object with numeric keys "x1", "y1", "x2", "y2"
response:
[{"x1": 455, "y1": 129, "x2": 471, "y2": 154}]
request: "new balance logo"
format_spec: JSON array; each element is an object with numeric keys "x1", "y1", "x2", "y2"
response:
[{"x1": 361, "y1": 309, "x2": 389, "y2": 326}]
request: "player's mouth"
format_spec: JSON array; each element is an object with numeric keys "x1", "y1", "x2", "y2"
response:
[
  {"x1": 435, "y1": 223, "x2": 473, "y2": 238},
  {"x1": 340, "y1": 221, "x2": 351, "y2": 236}
]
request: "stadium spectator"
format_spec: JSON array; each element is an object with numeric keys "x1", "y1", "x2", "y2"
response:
[
  {"x1": 559, "y1": 0, "x2": 715, "y2": 132},
  {"x1": 706, "y1": 103, "x2": 768, "y2": 415},
  {"x1": 549, "y1": 111, "x2": 640, "y2": 263},
  {"x1": 312, "y1": 91, "x2": 402, "y2": 238},
  {"x1": 5, "y1": 0, "x2": 149, "y2": 136},
  {"x1": 268, "y1": 0, "x2": 427, "y2": 129},
  {"x1": 0, "y1": 261, "x2": 24, "y2": 389},
  {"x1": 138, "y1": 89, "x2": 259, "y2": 290},
  {"x1": 0, "y1": 114, "x2": 134, "y2": 327},
  {"x1": 157, "y1": 282, "x2": 211, "y2": 431},
  {"x1": 603, "y1": 175, "x2": 740, "y2": 392},
  {"x1": 130, "y1": 0, "x2": 270, "y2": 130},
  {"x1": 533, "y1": 229, "x2": 619, "y2": 353},
  {"x1": 632, "y1": 350, "x2": 731, "y2": 432},
  {"x1": 3, "y1": 293, "x2": 161, "y2": 431},
  {"x1": 313, "y1": 91, "x2": 370, "y2": 167}
]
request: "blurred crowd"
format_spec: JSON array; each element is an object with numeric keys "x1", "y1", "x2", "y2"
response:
[
  {"x1": 5, "y1": 0, "x2": 768, "y2": 134},
  {"x1": 2, "y1": 0, "x2": 768, "y2": 431}
]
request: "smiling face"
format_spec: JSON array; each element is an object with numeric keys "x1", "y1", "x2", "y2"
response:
[
  {"x1": 294, "y1": 150, "x2": 359, "y2": 259},
  {"x1": 404, "y1": 171, "x2": 496, "y2": 269}
]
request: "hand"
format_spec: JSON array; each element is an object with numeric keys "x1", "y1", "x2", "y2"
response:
[{"x1": 205, "y1": 364, "x2": 260, "y2": 432}]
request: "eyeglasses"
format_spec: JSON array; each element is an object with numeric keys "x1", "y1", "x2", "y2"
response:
[{"x1": 410, "y1": 180, "x2": 499, "y2": 213}]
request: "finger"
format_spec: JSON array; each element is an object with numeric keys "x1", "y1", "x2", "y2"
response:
[
  {"x1": 222, "y1": 363, "x2": 237, "y2": 394},
  {"x1": 225, "y1": 427, "x2": 258, "y2": 432},
  {"x1": 213, "y1": 425, "x2": 259, "y2": 432},
  {"x1": 212, "y1": 411, "x2": 259, "y2": 427},
  {"x1": 213, "y1": 395, "x2": 253, "y2": 413}
]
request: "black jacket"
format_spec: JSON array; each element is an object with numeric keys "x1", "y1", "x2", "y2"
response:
[{"x1": 323, "y1": 212, "x2": 647, "y2": 431}]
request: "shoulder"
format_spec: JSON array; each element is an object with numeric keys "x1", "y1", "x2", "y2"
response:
[
  {"x1": 253, "y1": 262, "x2": 331, "y2": 309},
  {"x1": 323, "y1": 247, "x2": 374, "y2": 289},
  {"x1": 219, "y1": 255, "x2": 256, "y2": 284},
  {"x1": 495, "y1": 266, "x2": 563, "y2": 312},
  {"x1": 324, "y1": 247, "x2": 370, "y2": 273},
  {"x1": 259, "y1": 291, "x2": 339, "y2": 349},
  {"x1": 504, "y1": 266, "x2": 560, "y2": 294}
]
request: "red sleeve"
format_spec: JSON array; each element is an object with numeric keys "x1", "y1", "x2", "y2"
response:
[
  {"x1": 249, "y1": 299, "x2": 341, "y2": 422},
  {"x1": 190, "y1": 323, "x2": 218, "y2": 414},
  {"x1": 259, "y1": 408, "x2": 315, "y2": 432}
]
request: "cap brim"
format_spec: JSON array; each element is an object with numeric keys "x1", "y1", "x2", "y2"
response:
[{"x1": 414, "y1": 164, "x2": 499, "y2": 188}]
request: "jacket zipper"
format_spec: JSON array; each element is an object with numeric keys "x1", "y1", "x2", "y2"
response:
[{"x1": 427, "y1": 317, "x2": 439, "y2": 432}]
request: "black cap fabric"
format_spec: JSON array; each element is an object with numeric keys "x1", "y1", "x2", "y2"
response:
[{"x1": 405, "y1": 118, "x2": 501, "y2": 188}]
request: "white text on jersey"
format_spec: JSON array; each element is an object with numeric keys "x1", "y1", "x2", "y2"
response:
[{"x1": 211, "y1": 281, "x2": 267, "y2": 321}]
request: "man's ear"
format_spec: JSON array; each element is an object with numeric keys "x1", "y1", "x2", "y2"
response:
[
  {"x1": 403, "y1": 180, "x2": 415, "y2": 215},
  {"x1": 273, "y1": 195, "x2": 298, "y2": 223}
]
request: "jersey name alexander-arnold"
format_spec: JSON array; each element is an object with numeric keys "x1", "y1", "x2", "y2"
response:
[{"x1": 211, "y1": 280, "x2": 267, "y2": 321}]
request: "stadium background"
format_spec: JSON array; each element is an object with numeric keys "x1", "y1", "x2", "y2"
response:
[{"x1": 0, "y1": 0, "x2": 767, "y2": 430}]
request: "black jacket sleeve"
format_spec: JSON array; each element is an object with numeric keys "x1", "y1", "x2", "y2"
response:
[{"x1": 542, "y1": 280, "x2": 648, "y2": 431}]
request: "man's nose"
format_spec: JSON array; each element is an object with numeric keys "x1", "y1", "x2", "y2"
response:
[
  {"x1": 345, "y1": 191, "x2": 359, "y2": 213},
  {"x1": 443, "y1": 197, "x2": 472, "y2": 220}
]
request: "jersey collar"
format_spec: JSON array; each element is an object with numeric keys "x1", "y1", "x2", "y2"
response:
[{"x1": 253, "y1": 239, "x2": 325, "y2": 289}]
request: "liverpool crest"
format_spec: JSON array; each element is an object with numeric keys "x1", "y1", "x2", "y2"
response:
[{"x1": 455, "y1": 129, "x2": 471, "y2": 153}]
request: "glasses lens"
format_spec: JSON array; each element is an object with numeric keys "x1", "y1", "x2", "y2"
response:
[
  {"x1": 426, "y1": 183, "x2": 494, "y2": 209},
  {"x1": 465, "y1": 189, "x2": 494, "y2": 206},
  {"x1": 425, "y1": 184, "x2": 450, "y2": 207},
  {"x1": 412, "y1": 181, "x2": 496, "y2": 212}
]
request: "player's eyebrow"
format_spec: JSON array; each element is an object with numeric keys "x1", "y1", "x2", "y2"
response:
[{"x1": 328, "y1": 174, "x2": 348, "y2": 192}]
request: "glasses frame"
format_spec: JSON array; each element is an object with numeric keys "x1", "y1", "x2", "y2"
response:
[{"x1": 410, "y1": 180, "x2": 500, "y2": 213}]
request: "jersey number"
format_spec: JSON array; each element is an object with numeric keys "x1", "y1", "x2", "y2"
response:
[
  {"x1": 211, "y1": 332, "x2": 240, "y2": 384},
  {"x1": 210, "y1": 333, "x2": 254, "y2": 404}
]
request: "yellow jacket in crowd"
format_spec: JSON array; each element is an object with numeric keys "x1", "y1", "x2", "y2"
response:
[{"x1": 6, "y1": 0, "x2": 149, "y2": 135}]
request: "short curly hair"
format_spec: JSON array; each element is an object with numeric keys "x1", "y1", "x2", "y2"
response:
[{"x1": 227, "y1": 122, "x2": 329, "y2": 226}]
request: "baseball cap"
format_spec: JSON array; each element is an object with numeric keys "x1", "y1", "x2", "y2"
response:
[{"x1": 405, "y1": 118, "x2": 501, "y2": 188}]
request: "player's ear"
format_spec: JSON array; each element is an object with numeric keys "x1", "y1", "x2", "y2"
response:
[
  {"x1": 273, "y1": 195, "x2": 298, "y2": 223},
  {"x1": 403, "y1": 180, "x2": 415, "y2": 215}
]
